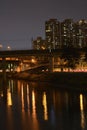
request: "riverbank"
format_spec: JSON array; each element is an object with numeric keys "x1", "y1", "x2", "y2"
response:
[{"x1": 7, "y1": 71, "x2": 87, "y2": 91}]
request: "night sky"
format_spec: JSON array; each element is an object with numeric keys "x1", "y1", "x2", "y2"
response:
[{"x1": 0, "y1": 0, "x2": 87, "y2": 50}]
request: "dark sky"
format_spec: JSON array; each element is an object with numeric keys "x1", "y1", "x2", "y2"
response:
[{"x1": 0, "y1": 0, "x2": 87, "y2": 50}]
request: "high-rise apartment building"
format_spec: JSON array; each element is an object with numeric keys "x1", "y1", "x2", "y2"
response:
[
  {"x1": 32, "y1": 18, "x2": 87, "y2": 50},
  {"x1": 75, "y1": 19, "x2": 87, "y2": 48},
  {"x1": 45, "y1": 18, "x2": 87, "y2": 49},
  {"x1": 61, "y1": 19, "x2": 76, "y2": 47},
  {"x1": 45, "y1": 19, "x2": 61, "y2": 49}
]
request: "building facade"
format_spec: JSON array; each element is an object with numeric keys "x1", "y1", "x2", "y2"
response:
[
  {"x1": 32, "y1": 37, "x2": 46, "y2": 50},
  {"x1": 45, "y1": 19, "x2": 61, "y2": 49},
  {"x1": 75, "y1": 19, "x2": 87, "y2": 48},
  {"x1": 32, "y1": 18, "x2": 87, "y2": 50},
  {"x1": 61, "y1": 19, "x2": 75, "y2": 47}
]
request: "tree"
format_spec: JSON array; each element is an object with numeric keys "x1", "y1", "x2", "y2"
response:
[{"x1": 60, "y1": 46, "x2": 80, "y2": 71}]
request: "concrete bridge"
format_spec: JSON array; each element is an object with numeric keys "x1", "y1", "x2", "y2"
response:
[
  {"x1": 0, "y1": 49, "x2": 61, "y2": 80},
  {"x1": 0, "y1": 49, "x2": 63, "y2": 73},
  {"x1": 0, "y1": 48, "x2": 85, "y2": 57},
  {"x1": 0, "y1": 48, "x2": 86, "y2": 80},
  {"x1": 0, "y1": 49, "x2": 62, "y2": 58}
]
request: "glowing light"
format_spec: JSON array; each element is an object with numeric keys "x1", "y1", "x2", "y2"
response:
[
  {"x1": 27, "y1": 84, "x2": 30, "y2": 109},
  {"x1": 41, "y1": 46, "x2": 45, "y2": 50},
  {"x1": 7, "y1": 46, "x2": 11, "y2": 50},
  {"x1": 31, "y1": 58, "x2": 36, "y2": 63},
  {"x1": 0, "y1": 93, "x2": 3, "y2": 97},
  {"x1": 0, "y1": 44, "x2": 3, "y2": 48},
  {"x1": 32, "y1": 90, "x2": 39, "y2": 130},
  {"x1": 17, "y1": 66, "x2": 21, "y2": 72},
  {"x1": 46, "y1": 29, "x2": 51, "y2": 32},
  {"x1": 21, "y1": 84, "x2": 24, "y2": 110},
  {"x1": 32, "y1": 90, "x2": 36, "y2": 113},
  {"x1": 80, "y1": 94, "x2": 83, "y2": 111},
  {"x1": 7, "y1": 90, "x2": 12, "y2": 106},
  {"x1": 42, "y1": 92, "x2": 48, "y2": 120},
  {"x1": 80, "y1": 94, "x2": 85, "y2": 129}
]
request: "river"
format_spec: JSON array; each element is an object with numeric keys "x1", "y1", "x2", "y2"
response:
[{"x1": 0, "y1": 79, "x2": 87, "y2": 130}]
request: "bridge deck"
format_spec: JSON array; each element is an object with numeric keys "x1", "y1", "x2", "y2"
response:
[{"x1": 0, "y1": 48, "x2": 85, "y2": 58}]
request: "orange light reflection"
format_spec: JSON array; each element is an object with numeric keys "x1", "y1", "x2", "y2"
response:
[{"x1": 42, "y1": 92, "x2": 48, "y2": 120}]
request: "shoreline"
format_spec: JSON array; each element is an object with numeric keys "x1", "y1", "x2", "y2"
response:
[{"x1": 6, "y1": 71, "x2": 87, "y2": 92}]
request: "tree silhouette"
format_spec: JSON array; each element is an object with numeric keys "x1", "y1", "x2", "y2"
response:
[
  {"x1": 60, "y1": 46, "x2": 80, "y2": 71},
  {"x1": 83, "y1": 47, "x2": 87, "y2": 62}
]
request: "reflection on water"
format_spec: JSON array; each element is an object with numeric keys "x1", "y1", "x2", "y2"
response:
[
  {"x1": 42, "y1": 92, "x2": 48, "y2": 120},
  {"x1": 7, "y1": 89, "x2": 12, "y2": 106},
  {"x1": 80, "y1": 94, "x2": 85, "y2": 129},
  {"x1": 0, "y1": 79, "x2": 87, "y2": 130},
  {"x1": 80, "y1": 94, "x2": 84, "y2": 111},
  {"x1": 32, "y1": 90, "x2": 36, "y2": 116}
]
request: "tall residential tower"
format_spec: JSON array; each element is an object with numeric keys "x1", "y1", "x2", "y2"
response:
[
  {"x1": 45, "y1": 19, "x2": 61, "y2": 49},
  {"x1": 32, "y1": 18, "x2": 87, "y2": 50}
]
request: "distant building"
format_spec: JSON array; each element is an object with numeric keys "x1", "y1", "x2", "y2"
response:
[
  {"x1": 32, "y1": 18, "x2": 87, "y2": 50},
  {"x1": 61, "y1": 19, "x2": 75, "y2": 47},
  {"x1": 32, "y1": 37, "x2": 46, "y2": 50},
  {"x1": 75, "y1": 19, "x2": 87, "y2": 48},
  {"x1": 45, "y1": 19, "x2": 61, "y2": 49}
]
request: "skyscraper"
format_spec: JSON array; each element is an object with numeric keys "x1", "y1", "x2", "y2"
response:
[
  {"x1": 45, "y1": 19, "x2": 61, "y2": 49},
  {"x1": 61, "y1": 19, "x2": 75, "y2": 47},
  {"x1": 32, "y1": 18, "x2": 87, "y2": 50},
  {"x1": 75, "y1": 19, "x2": 87, "y2": 48}
]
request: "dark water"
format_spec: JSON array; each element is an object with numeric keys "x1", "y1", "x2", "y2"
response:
[{"x1": 0, "y1": 79, "x2": 87, "y2": 130}]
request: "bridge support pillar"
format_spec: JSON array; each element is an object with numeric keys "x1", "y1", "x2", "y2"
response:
[
  {"x1": 49, "y1": 56, "x2": 54, "y2": 72},
  {"x1": 2, "y1": 57, "x2": 6, "y2": 81},
  {"x1": 9, "y1": 62, "x2": 12, "y2": 72}
]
